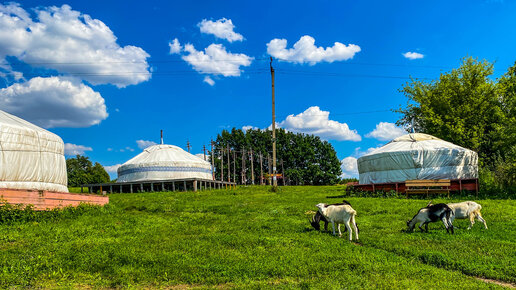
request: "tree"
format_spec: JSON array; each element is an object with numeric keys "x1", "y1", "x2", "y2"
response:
[
  {"x1": 66, "y1": 155, "x2": 110, "y2": 187},
  {"x1": 211, "y1": 128, "x2": 342, "y2": 185},
  {"x1": 396, "y1": 57, "x2": 505, "y2": 166},
  {"x1": 396, "y1": 57, "x2": 515, "y2": 195}
]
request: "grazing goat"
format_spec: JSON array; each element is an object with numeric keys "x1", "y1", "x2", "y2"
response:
[
  {"x1": 310, "y1": 200, "x2": 359, "y2": 233},
  {"x1": 315, "y1": 202, "x2": 359, "y2": 241},
  {"x1": 406, "y1": 203, "x2": 454, "y2": 234},
  {"x1": 428, "y1": 201, "x2": 487, "y2": 229}
]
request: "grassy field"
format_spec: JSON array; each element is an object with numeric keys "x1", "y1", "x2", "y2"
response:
[{"x1": 0, "y1": 186, "x2": 515, "y2": 288}]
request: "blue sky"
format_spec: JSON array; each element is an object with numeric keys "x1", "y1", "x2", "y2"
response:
[{"x1": 1, "y1": 0, "x2": 515, "y2": 179}]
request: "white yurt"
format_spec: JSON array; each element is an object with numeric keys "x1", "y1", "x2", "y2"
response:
[
  {"x1": 0, "y1": 110, "x2": 68, "y2": 192},
  {"x1": 357, "y1": 133, "x2": 478, "y2": 184},
  {"x1": 117, "y1": 144, "x2": 213, "y2": 182}
]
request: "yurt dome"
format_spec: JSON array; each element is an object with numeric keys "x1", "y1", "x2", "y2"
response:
[
  {"x1": 117, "y1": 144, "x2": 213, "y2": 182},
  {"x1": 357, "y1": 133, "x2": 478, "y2": 184},
  {"x1": 0, "y1": 110, "x2": 68, "y2": 192}
]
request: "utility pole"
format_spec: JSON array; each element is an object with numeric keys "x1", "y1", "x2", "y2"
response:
[
  {"x1": 281, "y1": 159, "x2": 286, "y2": 186},
  {"x1": 270, "y1": 57, "x2": 277, "y2": 188},
  {"x1": 186, "y1": 140, "x2": 191, "y2": 153},
  {"x1": 233, "y1": 149, "x2": 236, "y2": 187},
  {"x1": 267, "y1": 153, "x2": 272, "y2": 185},
  {"x1": 227, "y1": 144, "x2": 230, "y2": 184},
  {"x1": 241, "y1": 148, "x2": 246, "y2": 185},
  {"x1": 220, "y1": 148, "x2": 224, "y2": 182},
  {"x1": 203, "y1": 144, "x2": 206, "y2": 161},
  {"x1": 250, "y1": 149, "x2": 254, "y2": 185},
  {"x1": 259, "y1": 153, "x2": 263, "y2": 185},
  {"x1": 211, "y1": 139, "x2": 215, "y2": 180}
]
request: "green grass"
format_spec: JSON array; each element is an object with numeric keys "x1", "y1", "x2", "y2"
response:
[{"x1": 0, "y1": 186, "x2": 514, "y2": 288}]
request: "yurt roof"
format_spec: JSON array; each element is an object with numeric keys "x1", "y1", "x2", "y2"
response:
[
  {"x1": 121, "y1": 144, "x2": 210, "y2": 166},
  {"x1": 363, "y1": 133, "x2": 472, "y2": 157}
]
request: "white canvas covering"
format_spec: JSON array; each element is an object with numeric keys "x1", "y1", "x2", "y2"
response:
[
  {"x1": 0, "y1": 110, "x2": 68, "y2": 192},
  {"x1": 357, "y1": 133, "x2": 478, "y2": 184},
  {"x1": 117, "y1": 144, "x2": 213, "y2": 182}
]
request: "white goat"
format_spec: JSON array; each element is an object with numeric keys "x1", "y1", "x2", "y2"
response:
[
  {"x1": 315, "y1": 203, "x2": 358, "y2": 241},
  {"x1": 407, "y1": 203, "x2": 454, "y2": 234},
  {"x1": 431, "y1": 201, "x2": 487, "y2": 229}
]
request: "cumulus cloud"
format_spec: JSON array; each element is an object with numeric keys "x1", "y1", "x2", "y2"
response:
[
  {"x1": 136, "y1": 140, "x2": 157, "y2": 150},
  {"x1": 0, "y1": 76, "x2": 108, "y2": 128},
  {"x1": 103, "y1": 164, "x2": 121, "y2": 173},
  {"x1": 198, "y1": 18, "x2": 244, "y2": 42},
  {"x1": 278, "y1": 106, "x2": 361, "y2": 141},
  {"x1": 403, "y1": 51, "x2": 424, "y2": 60},
  {"x1": 366, "y1": 122, "x2": 406, "y2": 141},
  {"x1": 267, "y1": 35, "x2": 360, "y2": 64},
  {"x1": 168, "y1": 38, "x2": 182, "y2": 54},
  {"x1": 242, "y1": 125, "x2": 258, "y2": 132},
  {"x1": 182, "y1": 43, "x2": 252, "y2": 77},
  {"x1": 64, "y1": 143, "x2": 92, "y2": 156},
  {"x1": 341, "y1": 157, "x2": 358, "y2": 178},
  {"x1": 203, "y1": 76, "x2": 215, "y2": 86},
  {"x1": 195, "y1": 153, "x2": 210, "y2": 161},
  {"x1": 0, "y1": 3, "x2": 151, "y2": 87}
]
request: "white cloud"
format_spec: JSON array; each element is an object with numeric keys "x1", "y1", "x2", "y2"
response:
[
  {"x1": 0, "y1": 76, "x2": 108, "y2": 128},
  {"x1": 198, "y1": 18, "x2": 244, "y2": 42},
  {"x1": 64, "y1": 143, "x2": 92, "y2": 156},
  {"x1": 103, "y1": 164, "x2": 121, "y2": 173},
  {"x1": 278, "y1": 106, "x2": 361, "y2": 141},
  {"x1": 402, "y1": 51, "x2": 424, "y2": 60},
  {"x1": 267, "y1": 35, "x2": 361, "y2": 64},
  {"x1": 136, "y1": 140, "x2": 157, "y2": 150},
  {"x1": 0, "y1": 3, "x2": 151, "y2": 87},
  {"x1": 203, "y1": 76, "x2": 215, "y2": 86},
  {"x1": 182, "y1": 43, "x2": 252, "y2": 77},
  {"x1": 168, "y1": 38, "x2": 182, "y2": 54},
  {"x1": 341, "y1": 157, "x2": 358, "y2": 178},
  {"x1": 366, "y1": 122, "x2": 406, "y2": 141},
  {"x1": 242, "y1": 125, "x2": 258, "y2": 132}
]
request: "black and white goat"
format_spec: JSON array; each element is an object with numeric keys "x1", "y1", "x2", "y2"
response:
[
  {"x1": 406, "y1": 203, "x2": 454, "y2": 234},
  {"x1": 315, "y1": 202, "x2": 359, "y2": 241},
  {"x1": 428, "y1": 201, "x2": 487, "y2": 230}
]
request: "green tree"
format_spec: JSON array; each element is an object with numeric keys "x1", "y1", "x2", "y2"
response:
[
  {"x1": 396, "y1": 57, "x2": 505, "y2": 165},
  {"x1": 66, "y1": 155, "x2": 110, "y2": 187},
  {"x1": 396, "y1": 57, "x2": 515, "y2": 195},
  {"x1": 211, "y1": 128, "x2": 342, "y2": 185}
]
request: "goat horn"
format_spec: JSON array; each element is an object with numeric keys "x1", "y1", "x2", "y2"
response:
[{"x1": 427, "y1": 200, "x2": 433, "y2": 207}]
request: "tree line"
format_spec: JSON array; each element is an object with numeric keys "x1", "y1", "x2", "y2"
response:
[
  {"x1": 397, "y1": 57, "x2": 515, "y2": 196},
  {"x1": 66, "y1": 155, "x2": 110, "y2": 187},
  {"x1": 211, "y1": 128, "x2": 342, "y2": 185}
]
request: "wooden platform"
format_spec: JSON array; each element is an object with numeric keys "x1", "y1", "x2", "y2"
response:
[
  {"x1": 351, "y1": 178, "x2": 478, "y2": 196},
  {"x1": 0, "y1": 188, "x2": 109, "y2": 210},
  {"x1": 82, "y1": 178, "x2": 235, "y2": 194}
]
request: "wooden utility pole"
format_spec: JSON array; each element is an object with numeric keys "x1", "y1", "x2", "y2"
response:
[
  {"x1": 270, "y1": 57, "x2": 277, "y2": 188},
  {"x1": 186, "y1": 140, "x2": 191, "y2": 153},
  {"x1": 259, "y1": 153, "x2": 263, "y2": 185},
  {"x1": 241, "y1": 148, "x2": 246, "y2": 185},
  {"x1": 250, "y1": 149, "x2": 254, "y2": 185},
  {"x1": 211, "y1": 140, "x2": 215, "y2": 180},
  {"x1": 233, "y1": 150, "x2": 236, "y2": 186},
  {"x1": 267, "y1": 153, "x2": 272, "y2": 185},
  {"x1": 227, "y1": 145, "x2": 230, "y2": 184},
  {"x1": 220, "y1": 148, "x2": 224, "y2": 182},
  {"x1": 203, "y1": 144, "x2": 206, "y2": 161},
  {"x1": 281, "y1": 160, "x2": 286, "y2": 186}
]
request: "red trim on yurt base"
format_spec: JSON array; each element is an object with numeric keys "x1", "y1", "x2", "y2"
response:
[{"x1": 351, "y1": 178, "x2": 478, "y2": 195}]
